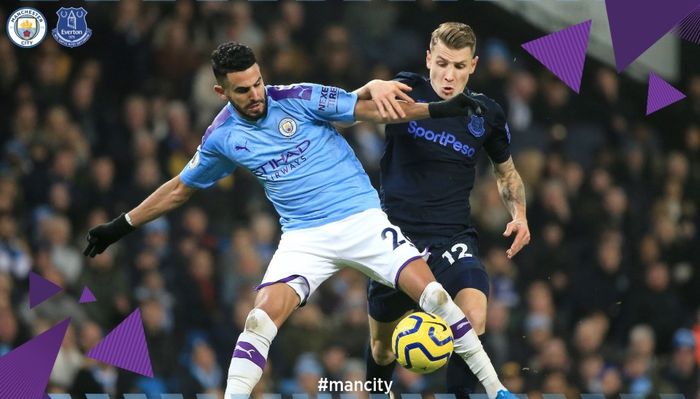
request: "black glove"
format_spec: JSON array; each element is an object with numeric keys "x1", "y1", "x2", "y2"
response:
[
  {"x1": 83, "y1": 213, "x2": 136, "y2": 258},
  {"x1": 428, "y1": 93, "x2": 486, "y2": 118}
]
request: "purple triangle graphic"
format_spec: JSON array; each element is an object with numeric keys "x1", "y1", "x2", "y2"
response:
[
  {"x1": 0, "y1": 318, "x2": 71, "y2": 399},
  {"x1": 647, "y1": 72, "x2": 686, "y2": 115},
  {"x1": 521, "y1": 20, "x2": 591, "y2": 93},
  {"x1": 79, "y1": 287, "x2": 96, "y2": 304},
  {"x1": 86, "y1": 309, "x2": 153, "y2": 377},
  {"x1": 676, "y1": 5, "x2": 700, "y2": 44},
  {"x1": 29, "y1": 272, "x2": 63, "y2": 309},
  {"x1": 606, "y1": 0, "x2": 700, "y2": 72}
]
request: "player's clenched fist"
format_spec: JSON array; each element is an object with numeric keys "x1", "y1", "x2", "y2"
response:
[
  {"x1": 428, "y1": 92, "x2": 486, "y2": 118},
  {"x1": 83, "y1": 213, "x2": 135, "y2": 257}
]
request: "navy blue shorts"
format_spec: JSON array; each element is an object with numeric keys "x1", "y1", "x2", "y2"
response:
[{"x1": 367, "y1": 231, "x2": 490, "y2": 323}]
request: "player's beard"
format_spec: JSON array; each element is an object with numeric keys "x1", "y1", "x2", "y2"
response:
[{"x1": 231, "y1": 96, "x2": 267, "y2": 121}]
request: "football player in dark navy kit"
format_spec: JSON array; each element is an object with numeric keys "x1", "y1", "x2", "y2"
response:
[{"x1": 363, "y1": 23, "x2": 530, "y2": 397}]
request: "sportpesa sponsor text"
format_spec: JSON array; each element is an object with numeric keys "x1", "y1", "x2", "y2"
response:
[{"x1": 407, "y1": 120, "x2": 477, "y2": 158}]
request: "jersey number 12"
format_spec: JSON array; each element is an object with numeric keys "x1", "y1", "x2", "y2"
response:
[{"x1": 442, "y1": 243, "x2": 473, "y2": 265}]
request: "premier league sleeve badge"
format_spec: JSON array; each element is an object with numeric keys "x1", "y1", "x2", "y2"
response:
[{"x1": 52, "y1": 7, "x2": 92, "y2": 48}]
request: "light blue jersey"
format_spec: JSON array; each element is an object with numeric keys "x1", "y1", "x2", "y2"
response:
[{"x1": 180, "y1": 83, "x2": 380, "y2": 231}]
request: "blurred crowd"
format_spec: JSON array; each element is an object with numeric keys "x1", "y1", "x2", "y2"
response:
[{"x1": 0, "y1": 1, "x2": 699, "y2": 398}]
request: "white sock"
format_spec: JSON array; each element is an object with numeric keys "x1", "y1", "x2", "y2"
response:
[
  {"x1": 419, "y1": 282, "x2": 506, "y2": 399},
  {"x1": 224, "y1": 308, "x2": 278, "y2": 398}
]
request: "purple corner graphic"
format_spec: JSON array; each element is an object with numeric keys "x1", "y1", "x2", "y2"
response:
[
  {"x1": 86, "y1": 308, "x2": 154, "y2": 377},
  {"x1": 521, "y1": 20, "x2": 591, "y2": 93},
  {"x1": 79, "y1": 286, "x2": 96, "y2": 304},
  {"x1": 676, "y1": 5, "x2": 700, "y2": 44},
  {"x1": 647, "y1": 72, "x2": 687, "y2": 115},
  {"x1": 606, "y1": 0, "x2": 700, "y2": 72},
  {"x1": 0, "y1": 318, "x2": 71, "y2": 399},
  {"x1": 29, "y1": 272, "x2": 63, "y2": 309}
]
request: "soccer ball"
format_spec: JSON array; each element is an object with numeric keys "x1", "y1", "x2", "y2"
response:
[{"x1": 392, "y1": 312, "x2": 454, "y2": 373}]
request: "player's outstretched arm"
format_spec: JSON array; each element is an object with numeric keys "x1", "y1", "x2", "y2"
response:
[
  {"x1": 354, "y1": 92, "x2": 484, "y2": 124},
  {"x1": 353, "y1": 80, "x2": 414, "y2": 120},
  {"x1": 493, "y1": 157, "x2": 530, "y2": 259},
  {"x1": 83, "y1": 175, "x2": 196, "y2": 257}
]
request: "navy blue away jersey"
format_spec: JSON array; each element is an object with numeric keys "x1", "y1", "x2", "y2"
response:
[{"x1": 380, "y1": 72, "x2": 511, "y2": 243}]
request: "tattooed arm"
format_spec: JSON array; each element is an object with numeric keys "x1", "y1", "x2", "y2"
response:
[{"x1": 493, "y1": 156, "x2": 530, "y2": 259}]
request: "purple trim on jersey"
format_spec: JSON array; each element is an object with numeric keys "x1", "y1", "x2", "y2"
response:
[
  {"x1": 255, "y1": 274, "x2": 311, "y2": 305},
  {"x1": 232, "y1": 341, "x2": 267, "y2": 370},
  {"x1": 202, "y1": 106, "x2": 233, "y2": 144},
  {"x1": 450, "y1": 317, "x2": 473, "y2": 340},
  {"x1": 267, "y1": 85, "x2": 313, "y2": 101},
  {"x1": 393, "y1": 255, "x2": 422, "y2": 288}
]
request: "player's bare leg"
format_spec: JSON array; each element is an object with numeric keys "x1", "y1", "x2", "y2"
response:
[
  {"x1": 455, "y1": 288, "x2": 487, "y2": 335},
  {"x1": 397, "y1": 259, "x2": 509, "y2": 399},
  {"x1": 224, "y1": 283, "x2": 299, "y2": 397},
  {"x1": 365, "y1": 311, "x2": 410, "y2": 395},
  {"x1": 368, "y1": 312, "x2": 412, "y2": 366}
]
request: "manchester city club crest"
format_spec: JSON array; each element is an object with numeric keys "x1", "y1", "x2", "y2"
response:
[
  {"x1": 6, "y1": 8, "x2": 48, "y2": 48},
  {"x1": 467, "y1": 114, "x2": 485, "y2": 138},
  {"x1": 52, "y1": 7, "x2": 92, "y2": 48},
  {"x1": 279, "y1": 118, "x2": 298, "y2": 137}
]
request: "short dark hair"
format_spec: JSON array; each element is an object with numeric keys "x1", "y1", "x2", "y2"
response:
[{"x1": 211, "y1": 42, "x2": 257, "y2": 85}]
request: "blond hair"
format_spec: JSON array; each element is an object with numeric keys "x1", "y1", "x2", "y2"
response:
[{"x1": 430, "y1": 22, "x2": 476, "y2": 52}]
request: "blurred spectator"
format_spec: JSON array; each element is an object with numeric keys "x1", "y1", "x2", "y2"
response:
[
  {"x1": 571, "y1": 231, "x2": 629, "y2": 323},
  {"x1": 78, "y1": 250, "x2": 130, "y2": 330},
  {"x1": 661, "y1": 328, "x2": 699, "y2": 398},
  {"x1": 175, "y1": 247, "x2": 220, "y2": 331},
  {"x1": 484, "y1": 301, "x2": 520, "y2": 370},
  {"x1": 50, "y1": 324, "x2": 83, "y2": 390},
  {"x1": 0, "y1": 213, "x2": 31, "y2": 282},
  {"x1": 626, "y1": 262, "x2": 684, "y2": 353},
  {"x1": 0, "y1": 307, "x2": 25, "y2": 356},
  {"x1": 291, "y1": 352, "x2": 323, "y2": 395},
  {"x1": 141, "y1": 298, "x2": 177, "y2": 380},
  {"x1": 40, "y1": 215, "x2": 83, "y2": 287},
  {"x1": 71, "y1": 321, "x2": 131, "y2": 397},
  {"x1": 177, "y1": 336, "x2": 224, "y2": 397}
]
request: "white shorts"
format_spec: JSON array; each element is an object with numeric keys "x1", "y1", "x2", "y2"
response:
[{"x1": 256, "y1": 208, "x2": 424, "y2": 305}]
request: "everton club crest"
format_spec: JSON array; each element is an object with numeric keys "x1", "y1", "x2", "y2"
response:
[
  {"x1": 468, "y1": 114, "x2": 485, "y2": 138},
  {"x1": 52, "y1": 7, "x2": 92, "y2": 48}
]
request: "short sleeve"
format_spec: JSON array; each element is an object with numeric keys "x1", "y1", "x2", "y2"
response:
[
  {"x1": 274, "y1": 83, "x2": 358, "y2": 123},
  {"x1": 483, "y1": 101, "x2": 512, "y2": 164},
  {"x1": 179, "y1": 133, "x2": 236, "y2": 189}
]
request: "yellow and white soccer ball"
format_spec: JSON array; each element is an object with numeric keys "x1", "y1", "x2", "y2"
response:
[{"x1": 392, "y1": 312, "x2": 454, "y2": 374}]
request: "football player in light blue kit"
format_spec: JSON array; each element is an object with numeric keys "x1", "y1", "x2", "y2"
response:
[{"x1": 83, "y1": 42, "x2": 516, "y2": 399}]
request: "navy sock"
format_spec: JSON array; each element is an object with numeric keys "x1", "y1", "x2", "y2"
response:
[
  {"x1": 365, "y1": 344, "x2": 396, "y2": 393},
  {"x1": 447, "y1": 352, "x2": 479, "y2": 399}
]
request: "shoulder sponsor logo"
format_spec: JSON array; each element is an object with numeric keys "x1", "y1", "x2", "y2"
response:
[
  {"x1": 317, "y1": 86, "x2": 338, "y2": 112},
  {"x1": 6, "y1": 8, "x2": 47, "y2": 48},
  {"x1": 407, "y1": 121, "x2": 477, "y2": 158}
]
